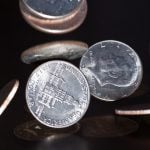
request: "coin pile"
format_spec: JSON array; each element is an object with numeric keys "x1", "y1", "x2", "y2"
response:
[{"x1": 19, "y1": 0, "x2": 87, "y2": 34}]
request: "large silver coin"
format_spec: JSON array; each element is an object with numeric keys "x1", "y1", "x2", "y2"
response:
[
  {"x1": 26, "y1": 61, "x2": 90, "y2": 128},
  {"x1": 21, "y1": 40, "x2": 88, "y2": 64},
  {"x1": 80, "y1": 40, "x2": 143, "y2": 101}
]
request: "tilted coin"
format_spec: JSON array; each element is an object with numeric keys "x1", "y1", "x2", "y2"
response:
[
  {"x1": 80, "y1": 40, "x2": 143, "y2": 101},
  {"x1": 19, "y1": 0, "x2": 87, "y2": 34},
  {"x1": 115, "y1": 103, "x2": 150, "y2": 116},
  {"x1": 21, "y1": 40, "x2": 88, "y2": 64},
  {"x1": 14, "y1": 120, "x2": 80, "y2": 141},
  {"x1": 0, "y1": 80, "x2": 19, "y2": 116},
  {"x1": 26, "y1": 61, "x2": 90, "y2": 128},
  {"x1": 80, "y1": 115, "x2": 139, "y2": 138}
]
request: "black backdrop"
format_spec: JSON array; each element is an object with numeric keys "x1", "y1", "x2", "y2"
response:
[{"x1": 0, "y1": 0, "x2": 150, "y2": 150}]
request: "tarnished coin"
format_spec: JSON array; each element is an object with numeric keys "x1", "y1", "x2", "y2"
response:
[
  {"x1": 21, "y1": 41, "x2": 88, "y2": 64},
  {"x1": 80, "y1": 115, "x2": 139, "y2": 138},
  {"x1": 0, "y1": 80, "x2": 19, "y2": 116},
  {"x1": 26, "y1": 61, "x2": 90, "y2": 128},
  {"x1": 80, "y1": 40, "x2": 143, "y2": 101},
  {"x1": 14, "y1": 120, "x2": 80, "y2": 141},
  {"x1": 19, "y1": 0, "x2": 87, "y2": 34},
  {"x1": 115, "y1": 103, "x2": 150, "y2": 116}
]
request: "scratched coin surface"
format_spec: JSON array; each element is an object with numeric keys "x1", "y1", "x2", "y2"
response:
[
  {"x1": 20, "y1": 0, "x2": 87, "y2": 34},
  {"x1": 0, "y1": 80, "x2": 19, "y2": 116},
  {"x1": 21, "y1": 40, "x2": 88, "y2": 64},
  {"x1": 26, "y1": 61, "x2": 90, "y2": 128},
  {"x1": 14, "y1": 120, "x2": 80, "y2": 141},
  {"x1": 80, "y1": 40, "x2": 143, "y2": 101},
  {"x1": 80, "y1": 116, "x2": 139, "y2": 138},
  {"x1": 22, "y1": 0, "x2": 82, "y2": 18}
]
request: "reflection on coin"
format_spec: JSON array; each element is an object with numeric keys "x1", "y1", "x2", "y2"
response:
[
  {"x1": 0, "y1": 80, "x2": 19, "y2": 116},
  {"x1": 80, "y1": 115, "x2": 139, "y2": 138},
  {"x1": 80, "y1": 40, "x2": 143, "y2": 101},
  {"x1": 26, "y1": 61, "x2": 90, "y2": 128},
  {"x1": 14, "y1": 120, "x2": 80, "y2": 141},
  {"x1": 115, "y1": 103, "x2": 150, "y2": 116},
  {"x1": 21, "y1": 41, "x2": 88, "y2": 64},
  {"x1": 19, "y1": 0, "x2": 87, "y2": 34}
]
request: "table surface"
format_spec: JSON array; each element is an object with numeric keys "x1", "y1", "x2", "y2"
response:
[{"x1": 0, "y1": 0, "x2": 150, "y2": 150}]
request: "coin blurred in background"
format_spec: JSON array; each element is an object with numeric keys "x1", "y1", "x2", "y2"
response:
[
  {"x1": 26, "y1": 61, "x2": 90, "y2": 128},
  {"x1": 21, "y1": 40, "x2": 88, "y2": 64},
  {"x1": 80, "y1": 115, "x2": 139, "y2": 138},
  {"x1": 19, "y1": 0, "x2": 87, "y2": 34},
  {"x1": 115, "y1": 103, "x2": 150, "y2": 116},
  {"x1": 0, "y1": 80, "x2": 19, "y2": 116},
  {"x1": 14, "y1": 120, "x2": 80, "y2": 141},
  {"x1": 80, "y1": 40, "x2": 143, "y2": 101}
]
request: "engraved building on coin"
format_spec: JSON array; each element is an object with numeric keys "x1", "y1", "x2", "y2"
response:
[
  {"x1": 26, "y1": 61, "x2": 90, "y2": 128},
  {"x1": 19, "y1": 0, "x2": 87, "y2": 34},
  {"x1": 80, "y1": 40, "x2": 143, "y2": 101}
]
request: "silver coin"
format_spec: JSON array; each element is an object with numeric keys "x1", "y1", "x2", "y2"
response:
[
  {"x1": 115, "y1": 103, "x2": 150, "y2": 116},
  {"x1": 21, "y1": 40, "x2": 88, "y2": 64},
  {"x1": 20, "y1": 0, "x2": 87, "y2": 34},
  {"x1": 22, "y1": 0, "x2": 83, "y2": 19},
  {"x1": 80, "y1": 40, "x2": 143, "y2": 101},
  {"x1": 26, "y1": 61, "x2": 90, "y2": 128},
  {"x1": 0, "y1": 80, "x2": 19, "y2": 116}
]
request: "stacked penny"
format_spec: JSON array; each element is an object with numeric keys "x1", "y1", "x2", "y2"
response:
[{"x1": 19, "y1": 0, "x2": 87, "y2": 34}]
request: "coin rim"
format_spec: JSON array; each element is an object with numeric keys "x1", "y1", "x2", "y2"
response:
[
  {"x1": 26, "y1": 60, "x2": 90, "y2": 128},
  {"x1": 80, "y1": 40, "x2": 143, "y2": 101}
]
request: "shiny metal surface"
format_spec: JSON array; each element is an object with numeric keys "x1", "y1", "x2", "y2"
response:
[
  {"x1": 80, "y1": 40, "x2": 143, "y2": 101},
  {"x1": 115, "y1": 103, "x2": 150, "y2": 115},
  {"x1": 80, "y1": 115, "x2": 139, "y2": 138},
  {"x1": 19, "y1": 0, "x2": 87, "y2": 34},
  {"x1": 22, "y1": 0, "x2": 82, "y2": 19},
  {"x1": 26, "y1": 61, "x2": 90, "y2": 128},
  {"x1": 21, "y1": 40, "x2": 88, "y2": 64},
  {"x1": 14, "y1": 120, "x2": 80, "y2": 141},
  {"x1": 0, "y1": 80, "x2": 19, "y2": 116}
]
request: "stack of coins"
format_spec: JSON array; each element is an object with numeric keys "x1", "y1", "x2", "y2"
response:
[{"x1": 19, "y1": 0, "x2": 88, "y2": 34}]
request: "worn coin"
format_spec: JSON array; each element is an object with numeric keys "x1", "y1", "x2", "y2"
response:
[
  {"x1": 21, "y1": 40, "x2": 88, "y2": 64},
  {"x1": 80, "y1": 115, "x2": 139, "y2": 138},
  {"x1": 115, "y1": 103, "x2": 150, "y2": 116},
  {"x1": 20, "y1": 0, "x2": 87, "y2": 34},
  {"x1": 14, "y1": 120, "x2": 80, "y2": 141},
  {"x1": 21, "y1": 0, "x2": 83, "y2": 19},
  {"x1": 80, "y1": 40, "x2": 143, "y2": 101},
  {"x1": 0, "y1": 80, "x2": 19, "y2": 116},
  {"x1": 26, "y1": 61, "x2": 90, "y2": 128}
]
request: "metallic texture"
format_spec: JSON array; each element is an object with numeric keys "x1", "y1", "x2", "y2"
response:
[
  {"x1": 21, "y1": 40, "x2": 88, "y2": 64},
  {"x1": 0, "y1": 80, "x2": 19, "y2": 116},
  {"x1": 80, "y1": 40, "x2": 143, "y2": 101},
  {"x1": 19, "y1": 0, "x2": 87, "y2": 34},
  {"x1": 115, "y1": 103, "x2": 150, "y2": 116},
  {"x1": 80, "y1": 115, "x2": 139, "y2": 138},
  {"x1": 14, "y1": 120, "x2": 80, "y2": 141},
  {"x1": 26, "y1": 61, "x2": 90, "y2": 128}
]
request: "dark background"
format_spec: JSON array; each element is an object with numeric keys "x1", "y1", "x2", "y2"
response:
[{"x1": 0, "y1": 0, "x2": 150, "y2": 149}]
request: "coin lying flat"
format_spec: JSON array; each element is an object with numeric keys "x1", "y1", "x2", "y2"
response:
[
  {"x1": 80, "y1": 115, "x2": 139, "y2": 138},
  {"x1": 14, "y1": 120, "x2": 80, "y2": 141},
  {"x1": 80, "y1": 40, "x2": 143, "y2": 101},
  {"x1": 0, "y1": 80, "x2": 19, "y2": 116},
  {"x1": 21, "y1": 41, "x2": 88, "y2": 64},
  {"x1": 115, "y1": 103, "x2": 150, "y2": 116},
  {"x1": 20, "y1": 0, "x2": 87, "y2": 34},
  {"x1": 26, "y1": 61, "x2": 90, "y2": 128}
]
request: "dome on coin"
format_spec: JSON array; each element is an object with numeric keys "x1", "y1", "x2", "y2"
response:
[{"x1": 80, "y1": 40, "x2": 143, "y2": 101}]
